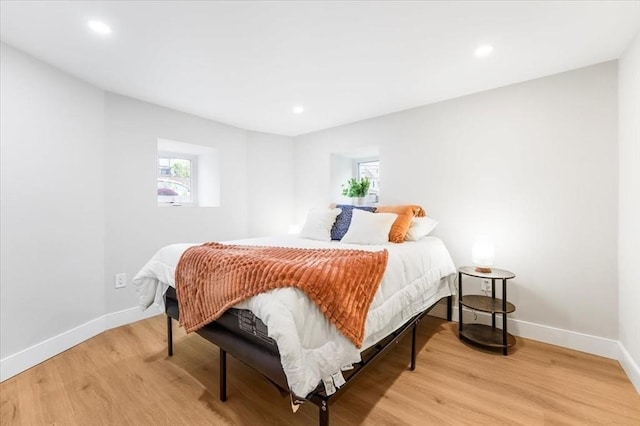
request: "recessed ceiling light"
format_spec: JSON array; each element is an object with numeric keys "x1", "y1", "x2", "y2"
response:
[
  {"x1": 292, "y1": 106, "x2": 304, "y2": 114},
  {"x1": 88, "y1": 20, "x2": 112, "y2": 35},
  {"x1": 474, "y1": 44, "x2": 493, "y2": 57}
]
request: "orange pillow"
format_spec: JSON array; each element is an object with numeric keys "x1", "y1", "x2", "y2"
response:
[{"x1": 375, "y1": 205, "x2": 426, "y2": 243}]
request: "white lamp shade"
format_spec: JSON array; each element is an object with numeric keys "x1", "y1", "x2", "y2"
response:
[{"x1": 472, "y1": 237, "x2": 495, "y2": 267}]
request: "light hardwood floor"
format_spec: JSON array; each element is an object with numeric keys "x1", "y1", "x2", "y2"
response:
[{"x1": 1, "y1": 315, "x2": 638, "y2": 425}]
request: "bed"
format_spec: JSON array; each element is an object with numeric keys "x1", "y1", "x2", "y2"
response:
[{"x1": 133, "y1": 235, "x2": 457, "y2": 425}]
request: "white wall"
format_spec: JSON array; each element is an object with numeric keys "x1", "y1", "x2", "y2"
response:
[
  {"x1": 0, "y1": 44, "x2": 297, "y2": 380},
  {"x1": 618, "y1": 33, "x2": 640, "y2": 391},
  {"x1": 246, "y1": 131, "x2": 294, "y2": 237},
  {"x1": 294, "y1": 62, "x2": 619, "y2": 342},
  {"x1": 104, "y1": 93, "x2": 251, "y2": 313},
  {"x1": 0, "y1": 41, "x2": 632, "y2": 386},
  {"x1": 0, "y1": 44, "x2": 105, "y2": 358}
]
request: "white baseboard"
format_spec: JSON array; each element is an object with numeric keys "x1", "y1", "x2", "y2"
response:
[
  {"x1": 0, "y1": 316, "x2": 105, "y2": 382},
  {"x1": 105, "y1": 306, "x2": 162, "y2": 330},
  {"x1": 618, "y1": 342, "x2": 640, "y2": 393},
  {"x1": 0, "y1": 307, "x2": 161, "y2": 382},
  {"x1": 429, "y1": 302, "x2": 620, "y2": 360}
]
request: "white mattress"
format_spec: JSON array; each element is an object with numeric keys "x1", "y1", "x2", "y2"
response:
[{"x1": 133, "y1": 235, "x2": 456, "y2": 398}]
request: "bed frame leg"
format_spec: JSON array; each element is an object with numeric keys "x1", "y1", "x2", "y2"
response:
[
  {"x1": 319, "y1": 400, "x2": 329, "y2": 426},
  {"x1": 410, "y1": 324, "x2": 417, "y2": 371},
  {"x1": 219, "y1": 348, "x2": 227, "y2": 402},
  {"x1": 167, "y1": 316, "x2": 173, "y2": 357},
  {"x1": 446, "y1": 295, "x2": 453, "y2": 322}
]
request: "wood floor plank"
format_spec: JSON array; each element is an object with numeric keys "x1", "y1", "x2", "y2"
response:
[
  {"x1": 0, "y1": 378, "x2": 21, "y2": 425},
  {"x1": 1, "y1": 315, "x2": 638, "y2": 425},
  {"x1": 16, "y1": 356, "x2": 76, "y2": 425}
]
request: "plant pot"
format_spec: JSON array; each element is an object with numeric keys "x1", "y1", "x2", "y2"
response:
[{"x1": 352, "y1": 197, "x2": 365, "y2": 206}]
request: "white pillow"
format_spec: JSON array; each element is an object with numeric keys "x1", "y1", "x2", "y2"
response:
[
  {"x1": 300, "y1": 208, "x2": 342, "y2": 241},
  {"x1": 404, "y1": 216, "x2": 438, "y2": 241},
  {"x1": 340, "y1": 209, "x2": 397, "y2": 245}
]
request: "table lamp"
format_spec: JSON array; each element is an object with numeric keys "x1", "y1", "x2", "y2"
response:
[{"x1": 472, "y1": 237, "x2": 495, "y2": 273}]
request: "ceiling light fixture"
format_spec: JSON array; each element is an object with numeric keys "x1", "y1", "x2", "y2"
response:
[
  {"x1": 474, "y1": 44, "x2": 493, "y2": 58},
  {"x1": 88, "y1": 20, "x2": 112, "y2": 36},
  {"x1": 292, "y1": 106, "x2": 304, "y2": 114}
]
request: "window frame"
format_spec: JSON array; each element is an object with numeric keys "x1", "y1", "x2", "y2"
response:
[
  {"x1": 353, "y1": 157, "x2": 380, "y2": 202},
  {"x1": 157, "y1": 150, "x2": 198, "y2": 206}
]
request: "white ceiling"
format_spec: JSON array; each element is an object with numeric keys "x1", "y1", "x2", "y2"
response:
[{"x1": 1, "y1": 1, "x2": 638, "y2": 136}]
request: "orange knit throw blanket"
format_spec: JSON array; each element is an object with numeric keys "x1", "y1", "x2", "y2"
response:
[{"x1": 176, "y1": 243, "x2": 389, "y2": 348}]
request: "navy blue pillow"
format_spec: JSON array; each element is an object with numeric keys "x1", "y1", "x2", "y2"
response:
[{"x1": 331, "y1": 204, "x2": 377, "y2": 240}]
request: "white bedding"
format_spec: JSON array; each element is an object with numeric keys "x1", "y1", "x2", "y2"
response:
[{"x1": 133, "y1": 235, "x2": 456, "y2": 398}]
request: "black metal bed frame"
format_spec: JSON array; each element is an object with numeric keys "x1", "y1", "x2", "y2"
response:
[{"x1": 166, "y1": 295, "x2": 453, "y2": 426}]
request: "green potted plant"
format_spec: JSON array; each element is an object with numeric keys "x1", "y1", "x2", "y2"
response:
[{"x1": 341, "y1": 177, "x2": 370, "y2": 205}]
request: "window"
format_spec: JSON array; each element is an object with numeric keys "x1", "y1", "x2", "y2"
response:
[
  {"x1": 157, "y1": 153, "x2": 197, "y2": 205},
  {"x1": 329, "y1": 147, "x2": 379, "y2": 204},
  {"x1": 157, "y1": 138, "x2": 220, "y2": 207},
  {"x1": 357, "y1": 159, "x2": 380, "y2": 202}
]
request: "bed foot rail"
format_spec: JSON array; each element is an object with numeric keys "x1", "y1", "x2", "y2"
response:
[
  {"x1": 220, "y1": 348, "x2": 227, "y2": 402},
  {"x1": 319, "y1": 400, "x2": 329, "y2": 426},
  {"x1": 167, "y1": 316, "x2": 173, "y2": 357},
  {"x1": 447, "y1": 295, "x2": 453, "y2": 322}
]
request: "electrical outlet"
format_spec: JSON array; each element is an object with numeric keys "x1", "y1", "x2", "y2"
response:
[
  {"x1": 115, "y1": 273, "x2": 127, "y2": 289},
  {"x1": 481, "y1": 279, "x2": 491, "y2": 292}
]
